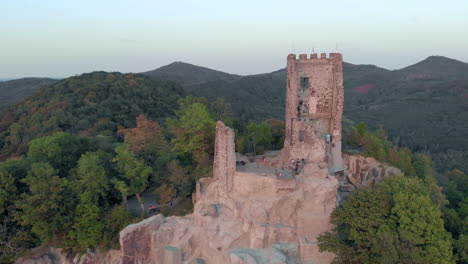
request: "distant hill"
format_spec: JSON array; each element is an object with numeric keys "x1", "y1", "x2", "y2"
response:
[
  {"x1": 141, "y1": 61, "x2": 240, "y2": 85},
  {"x1": 0, "y1": 72, "x2": 185, "y2": 159},
  {"x1": 395, "y1": 56, "x2": 468, "y2": 80},
  {"x1": 0, "y1": 78, "x2": 57, "y2": 110},
  {"x1": 343, "y1": 56, "x2": 468, "y2": 173}
]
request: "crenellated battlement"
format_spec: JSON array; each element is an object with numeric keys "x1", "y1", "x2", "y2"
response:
[{"x1": 288, "y1": 53, "x2": 343, "y2": 62}]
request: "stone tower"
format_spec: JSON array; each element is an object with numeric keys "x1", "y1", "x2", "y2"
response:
[{"x1": 283, "y1": 53, "x2": 344, "y2": 174}]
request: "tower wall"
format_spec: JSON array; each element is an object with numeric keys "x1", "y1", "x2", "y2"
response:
[{"x1": 284, "y1": 53, "x2": 344, "y2": 173}]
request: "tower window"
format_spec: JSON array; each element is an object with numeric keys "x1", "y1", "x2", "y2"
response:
[
  {"x1": 300, "y1": 77, "x2": 309, "y2": 88},
  {"x1": 299, "y1": 131, "x2": 305, "y2": 142}
]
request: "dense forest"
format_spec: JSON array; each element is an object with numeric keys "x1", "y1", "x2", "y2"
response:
[{"x1": 0, "y1": 72, "x2": 185, "y2": 160}]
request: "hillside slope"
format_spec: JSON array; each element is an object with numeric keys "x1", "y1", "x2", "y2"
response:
[
  {"x1": 344, "y1": 58, "x2": 468, "y2": 173},
  {"x1": 0, "y1": 72, "x2": 185, "y2": 159},
  {"x1": 0, "y1": 78, "x2": 56, "y2": 110}
]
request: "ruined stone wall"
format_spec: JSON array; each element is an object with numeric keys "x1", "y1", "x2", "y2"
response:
[{"x1": 212, "y1": 121, "x2": 236, "y2": 201}]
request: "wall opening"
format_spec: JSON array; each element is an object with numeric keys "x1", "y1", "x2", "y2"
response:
[
  {"x1": 300, "y1": 77, "x2": 309, "y2": 88},
  {"x1": 299, "y1": 131, "x2": 305, "y2": 142}
]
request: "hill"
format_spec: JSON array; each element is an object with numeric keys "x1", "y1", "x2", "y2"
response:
[
  {"x1": 344, "y1": 56, "x2": 468, "y2": 172},
  {"x1": 396, "y1": 55, "x2": 468, "y2": 80},
  {"x1": 0, "y1": 72, "x2": 185, "y2": 159},
  {"x1": 0, "y1": 78, "x2": 57, "y2": 110},
  {"x1": 141, "y1": 61, "x2": 240, "y2": 85}
]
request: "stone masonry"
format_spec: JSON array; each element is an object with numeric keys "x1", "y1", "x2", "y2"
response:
[
  {"x1": 212, "y1": 121, "x2": 236, "y2": 202},
  {"x1": 282, "y1": 53, "x2": 344, "y2": 175}
]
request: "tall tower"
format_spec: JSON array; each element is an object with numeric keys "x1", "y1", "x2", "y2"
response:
[{"x1": 283, "y1": 53, "x2": 344, "y2": 174}]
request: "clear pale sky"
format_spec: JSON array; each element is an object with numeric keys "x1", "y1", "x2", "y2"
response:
[{"x1": 1, "y1": 0, "x2": 467, "y2": 78}]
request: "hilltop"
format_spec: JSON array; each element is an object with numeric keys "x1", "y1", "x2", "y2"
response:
[{"x1": 141, "y1": 61, "x2": 240, "y2": 85}]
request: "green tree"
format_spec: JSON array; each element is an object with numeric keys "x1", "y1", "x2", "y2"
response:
[
  {"x1": 166, "y1": 160, "x2": 192, "y2": 197},
  {"x1": 455, "y1": 234, "x2": 468, "y2": 264},
  {"x1": 247, "y1": 122, "x2": 273, "y2": 154},
  {"x1": 112, "y1": 146, "x2": 151, "y2": 214},
  {"x1": 0, "y1": 167, "x2": 17, "y2": 216},
  {"x1": 391, "y1": 191, "x2": 453, "y2": 263},
  {"x1": 0, "y1": 158, "x2": 33, "y2": 262},
  {"x1": 27, "y1": 132, "x2": 93, "y2": 175},
  {"x1": 319, "y1": 175, "x2": 455, "y2": 264},
  {"x1": 167, "y1": 97, "x2": 215, "y2": 165},
  {"x1": 439, "y1": 169, "x2": 468, "y2": 263},
  {"x1": 103, "y1": 205, "x2": 133, "y2": 249},
  {"x1": 265, "y1": 118, "x2": 285, "y2": 149},
  {"x1": 70, "y1": 192, "x2": 104, "y2": 250},
  {"x1": 15, "y1": 163, "x2": 65, "y2": 242},
  {"x1": 74, "y1": 150, "x2": 113, "y2": 205}
]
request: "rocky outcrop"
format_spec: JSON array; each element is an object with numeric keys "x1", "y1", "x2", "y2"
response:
[
  {"x1": 344, "y1": 154, "x2": 401, "y2": 188},
  {"x1": 102, "y1": 121, "x2": 338, "y2": 263},
  {"x1": 112, "y1": 164, "x2": 337, "y2": 264},
  {"x1": 335, "y1": 154, "x2": 402, "y2": 200}
]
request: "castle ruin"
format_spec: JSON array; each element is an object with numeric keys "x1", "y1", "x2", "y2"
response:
[{"x1": 21, "y1": 53, "x2": 401, "y2": 264}]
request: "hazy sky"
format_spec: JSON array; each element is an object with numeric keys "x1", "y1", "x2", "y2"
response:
[{"x1": 1, "y1": 0, "x2": 467, "y2": 78}]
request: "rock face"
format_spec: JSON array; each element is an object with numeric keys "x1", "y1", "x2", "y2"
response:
[
  {"x1": 336, "y1": 154, "x2": 402, "y2": 200},
  {"x1": 111, "y1": 121, "x2": 338, "y2": 264},
  {"x1": 344, "y1": 154, "x2": 402, "y2": 188}
]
